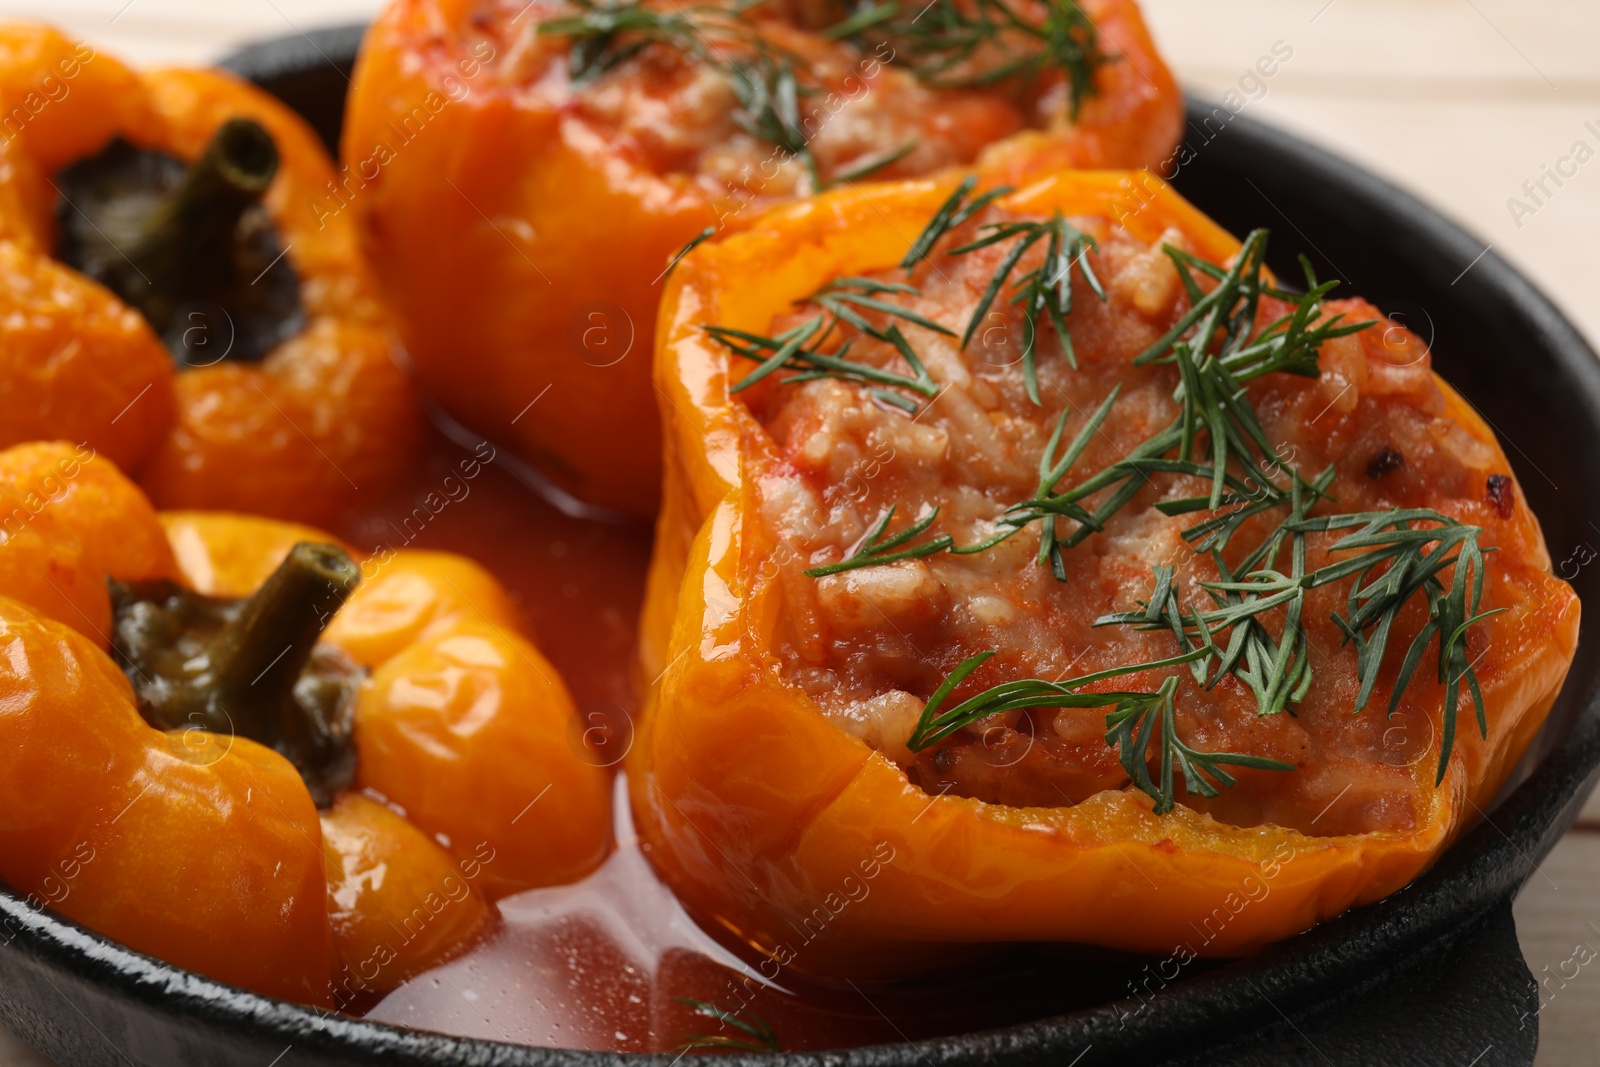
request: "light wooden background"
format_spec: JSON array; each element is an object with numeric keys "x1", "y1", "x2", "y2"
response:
[{"x1": 0, "y1": 1, "x2": 1594, "y2": 1064}]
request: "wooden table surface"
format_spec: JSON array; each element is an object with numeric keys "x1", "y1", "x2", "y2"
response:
[{"x1": 0, "y1": 1, "x2": 1593, "y2": 1064}]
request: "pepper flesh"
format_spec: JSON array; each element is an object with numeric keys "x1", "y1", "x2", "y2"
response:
[
  {"x1": 0, "y1": 25, "x2": 421, "y2": 525},
  {"x1": 631, "y1": 170, "x2": 1581, "y2": 974},
  {"x1": 0, "y1": 443, "x2": 611, "y2": 1005},
  {"x1": 163, "y1": 515, "x2": 617, "y2": 904},
  {"x1": 0, "y1": 444, "x2": 332, "y2": 1003},
  {"x1": 342, "y1": 0, "x2": 1181, "y2": 514},
  {"x1": 321, "y1": 793, "x2": 494, "y2": 994}
]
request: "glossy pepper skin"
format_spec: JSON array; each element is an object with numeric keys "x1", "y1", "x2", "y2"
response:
[
  {"x1": 0, "y1": 24, "x2": 421, "y2": 526},
  {"x1": 341, "y1": 0, "x2": 1180, "y2": 515},
  {"x1": 0, "y1": 442, "x2": 611, "y2": 1006},
  {"x1": 631, "y1": 170, "x2": 1580, "y2": 974}
]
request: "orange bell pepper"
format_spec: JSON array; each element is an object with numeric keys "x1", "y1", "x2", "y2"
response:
[
  {"x1": 342, "y1": 0, "x2": 1180, "y2": 514},
  {"x1": 0, "y1": 442, "x2": 611, "y2": 1007},
  {"x1": 630, "y1": 169, "x2": 1579, "y2": 975},
  {"x1": 0, "y1": 25, "x2": 421, "y2": 526}
]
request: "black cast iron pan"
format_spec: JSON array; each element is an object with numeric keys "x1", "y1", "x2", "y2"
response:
[{"x1": 0, "y1": 23, "x2": 1595, "y2": 1067}]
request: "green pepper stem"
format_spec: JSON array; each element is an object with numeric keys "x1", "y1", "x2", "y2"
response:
[
  {"x1": 123, "y1": 117, "x2": 279, "y2": 329},
  {"x1": 196, "y1": 542, "x2": 360, "y2": 745}
]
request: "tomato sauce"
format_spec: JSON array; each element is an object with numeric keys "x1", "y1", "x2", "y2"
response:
[{"x1": 333, "y1": 424, "x2": 1178, "y2": 1051}]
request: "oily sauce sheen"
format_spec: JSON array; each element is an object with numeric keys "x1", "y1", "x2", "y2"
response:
[
  {"x1": 321, "y1": 216, "x2": 1555, "y2": 1049},
  {"x1": 336, "y1": 429, "x2": 1146, "y2": 1050}
]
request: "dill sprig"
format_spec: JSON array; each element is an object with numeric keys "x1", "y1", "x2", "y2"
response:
[
  {"x1": 541, "y1": 0, "x2": 702, "y2": 80},
  {"x1": 802, "y1": 276, "x2": 954, "y2": 342},
  {"x1": 899, "y1": 175, "x2": 1014, "y2": 271},
  {"x1": 1293, "y1": 509, "x2": 1499, "y2": 783},
  {"x1": 867, "y1": 215, "x2": 1497, "y2": 804},
  {"x1": 1098, "y1": 496, "x2": 1496, "y2": 783},
  {"x1": 952, "y1": 384, "x2": 1117, "y2": 576},
  {"x1": 911, "y1": 393, "x2": 1496, "y2": 802},
  {"x1": 899, "y1": 178, "x2": 1105, "y2": 402},
  {"x1": 739, "y1": 211, "x2": 1497, "y2": 805},
  {"x1": 906, "y1": 647, "x2": 1205, "y2": 749},
  {"x1": 806, "y1": 505, "x2": 953, "y2": 576},
  {"x1": 949, "y1": 212, "x2": 1105, "y2": 403},
  {"x1": 671, "y1": 998, "x2": 782, "y2": 1054},
  {"x1": 741, "y1": 229, "x2": 1362, "y2": 572},
  {"x1": 704, "y1": 276, "x2": 949, "y2": 412},
  {"x1": 1004, "y1": 232, "x2": 1370, "y2": 560},
  {"x1": 726, "y1": 46, "x2": 819, "y2": 186},
  {"x1": 1099, "y1": 468, "x2": 1335, "y2": 717},
  {"x1": 1105, "y1": 676, "x2": 1296, "y2": 815},
  {"x1": 828, "y1": 0, "x2": 1110, "y2": 117},
  {"x1": 540, "y1": 0, "x2": 824, "y2": 185},
  {"x1": 834, "y1": 139, "x2": 920, "y2": 182},
  {"x1": 749, "y1": 227, "x2": 1367, "y2": 582},
  {"x1": 906, "y1": 648, "x2": 1292, "y2": 814},
  {"x1": 659, "y1": 224, "x2": 716, "y2": 281}
]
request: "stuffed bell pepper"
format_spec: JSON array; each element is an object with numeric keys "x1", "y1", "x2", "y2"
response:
[
  {"x1": 0, "y1": 441, "x2": 610, "y2": 1006},
  {"x1": 0, "y1": 25, "x2": 421, "y2": 526},
  {"x1": 632, "y1": 168, "x2": 1579, "y2": 975},
  {"x1": 343, "y1": 0, "x2": 1182, "y2": 513}
]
